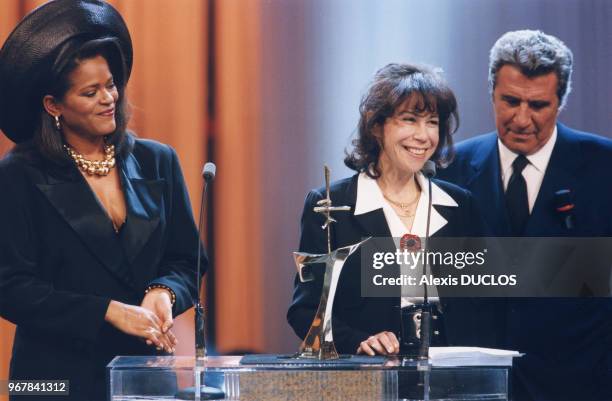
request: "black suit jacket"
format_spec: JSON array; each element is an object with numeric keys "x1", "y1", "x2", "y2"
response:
[
  {"x1": 438, "y1": 123, "x2": 612, "y2": 401},
  {"x1": 0, "y1": 137, "x2": 204, "y2": 401},
  {"x1": 287, "y1": 173, "x2": 491, "y2": 354}
]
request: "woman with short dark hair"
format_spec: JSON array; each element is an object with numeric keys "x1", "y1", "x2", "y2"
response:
[
  {"x1": 288, "y1": 63, "x2": 484, "y2": 356},
  {"x1": 346, "y1": 63, "x2": 458, "y2": 177}
]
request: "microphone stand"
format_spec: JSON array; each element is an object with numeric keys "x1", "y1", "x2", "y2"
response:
[
  {"x1": 400, "y1": 162, "x2": 435, "y2": 360},
  {"x1": 195, "y1": 167, "x2": 211, "y2": 363},
  {"x1": 400, "y1": 163, "x2": 435, "y2": 400},
  {"x1": 417, "y1": 174, "x2": 433, "y2": 360},
  {"x1": 176, "y1": 163, "x2": 224, "y2": 400}
]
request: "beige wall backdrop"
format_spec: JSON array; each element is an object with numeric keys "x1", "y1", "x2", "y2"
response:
[{"x1": 213, "y1": 0, "x2": 265, "y2": 353}]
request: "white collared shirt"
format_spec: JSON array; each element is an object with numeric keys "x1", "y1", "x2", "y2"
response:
[
  {"x1": 498, "y1": 126, "x2": 557, "y2": 213},
  {"x1": 354, "y1": 172, "x2": 459, "y2": 306},
  {"x1": 354, "y1": 171, "x2": 458, "y2": 237}
]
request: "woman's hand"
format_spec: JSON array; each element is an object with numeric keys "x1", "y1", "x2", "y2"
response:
[
  {"x1": 141, "y1": 288, "x2": 177, "y2": 351},
  {"x1": 356, "y1": 331, "x2": 400, "y2": 356},
  {"x1": 105, "y1": 300, "x2": 176, "y2": 352},
  {"x1": 141, "y1": 288, "x2": 174, "y2": 332}
]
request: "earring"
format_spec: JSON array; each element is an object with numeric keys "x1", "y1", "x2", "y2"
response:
[{"x1": 54, "y1": 115, "x2": 61, "y2": 131}]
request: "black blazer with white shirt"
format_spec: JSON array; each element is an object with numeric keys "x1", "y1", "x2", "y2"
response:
[
  {"x1": 0, "y1": 137, "x2": 203, "y2": 401},
  {"x1": 287, "y1": 172, "x2": 491, "y2": 354}
]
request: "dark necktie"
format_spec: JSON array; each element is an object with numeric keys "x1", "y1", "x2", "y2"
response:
[{"x1": 506, "y1": 155, "x2": 529, "y2": 235}]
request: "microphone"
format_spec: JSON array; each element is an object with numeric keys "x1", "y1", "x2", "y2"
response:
[
  {"x1": 421, "y1": 160, "x2": 436, "y2": 179},
  {"x1": 176, "y1": 162, "x2": 224, "y2": 400},
  {"x1": 554, "y1": 189, "x2": 575, "y2": 230},
  {"x1": 195, "y1": 162, "x2": 216, "y2": 361},
  {"x1": 203, "y1": 162, "x2": 216, "y2": 182}
]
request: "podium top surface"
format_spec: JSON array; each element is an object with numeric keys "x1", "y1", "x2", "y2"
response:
[{"x1": 108, "y1": 354, "x2": 513, "y2": 372}]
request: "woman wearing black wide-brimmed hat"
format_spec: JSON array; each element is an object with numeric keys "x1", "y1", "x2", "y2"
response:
[{"x1": 0, "y1": 1, "x2": 204, "y2": 399}]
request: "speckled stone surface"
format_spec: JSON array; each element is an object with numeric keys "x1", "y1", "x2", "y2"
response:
[{"x1": 234, "y1": 370, "x2": 393, "y2": 401}]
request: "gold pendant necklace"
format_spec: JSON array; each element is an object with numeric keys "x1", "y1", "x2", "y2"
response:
[
  {"x1": 382, "y1": 191, "x2": 420, "y2": 210},
  {"x1": 64, "y1": 142, "x2": 116, "y2": 176},
  {"x1": 395, "y1": 209, "x2": 416, "y2": 218}
]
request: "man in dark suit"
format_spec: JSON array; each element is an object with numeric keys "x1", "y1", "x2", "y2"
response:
[{"x1": 438, "y1": 30, "x2": 612, "y2": 401}]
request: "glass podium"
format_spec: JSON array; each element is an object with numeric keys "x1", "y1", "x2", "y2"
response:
[{"x1": 108, "y1": 355, "x2": 509, "y2": 401}]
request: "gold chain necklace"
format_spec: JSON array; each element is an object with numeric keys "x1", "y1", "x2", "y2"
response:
[
  {"x1": 392, "y1": 208, "x2": 416, "y2": 218},
  {"x1": 64, "y1": 142, "x2": 116, "y2": 176},
  {"x1": 382, "y1": 191, "x2": 420, "y2": 210},
  {"x1": 383, "y1": 192, "x2": 419, "y2": 218}
]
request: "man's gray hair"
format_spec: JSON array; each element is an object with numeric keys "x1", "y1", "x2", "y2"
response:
[{"x1": 488, "y1": 30, "x2": 573, "y2": 109}]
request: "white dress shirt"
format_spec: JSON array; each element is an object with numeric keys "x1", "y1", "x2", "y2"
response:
[
  {"x1": 498, "y1": 126, "x2": 557, "y2": 213},
  {"x1": 354, "y1": 171, "x2": 458, "y2": 307}
]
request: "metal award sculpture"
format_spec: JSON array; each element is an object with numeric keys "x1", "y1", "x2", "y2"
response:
[{"x1": 293, "y1": 165, "x2": 369, "y2": 360}]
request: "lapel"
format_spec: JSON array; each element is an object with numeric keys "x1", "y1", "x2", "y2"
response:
[
  {"x1": 353, "y1": 209, "x2": 392, "y2": 238},
  {"x1": 119, "y1": 152, "x2": 165, "y2": 265},
  {"x1": 346, "y1": 174, "x2": 399, "y2": 302},
  {"x1": 468, "y1": 134, "x2": 511, "y2": 235},
  {"x1": 350, "y1": 172, "x2": 459, "y2": 238},
  {"x1": 35, "y1": 163, "x2": 134, "y2": 288},
  {"x1": 34, "y1": 152, "x2": 165, "y2": 289},
  {"x1": 411, "y1": 174, "x2": 458, "y2": 237},
  {"x1": 348, "y1": 174, "x2": 393, "y2": 238},
  {"x1": 524, "y1": 124, "x2": 583, "y2": 235}
]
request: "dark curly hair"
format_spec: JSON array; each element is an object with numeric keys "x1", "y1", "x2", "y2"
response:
[{"x1": 344, "y1": 63, "x2": 459, "y2": 178}]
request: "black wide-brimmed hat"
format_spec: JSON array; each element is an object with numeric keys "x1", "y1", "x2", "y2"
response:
[{"x1": 0, "y1": 0, "x2": 133, "y2": 143}]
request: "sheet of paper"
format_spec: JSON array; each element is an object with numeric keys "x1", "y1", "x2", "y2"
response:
[{"x1": 429, "y1": 346, "x2": 521, "y2": 367}]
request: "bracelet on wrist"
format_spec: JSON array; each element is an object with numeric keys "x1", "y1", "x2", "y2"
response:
[{"x1": 145, "y1": 284, "x2": 176, "y2": 306}]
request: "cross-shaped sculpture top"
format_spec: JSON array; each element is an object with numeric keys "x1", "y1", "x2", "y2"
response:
[{"x1": 294, "y1": 165, "x2": 368, "y2": 360}]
